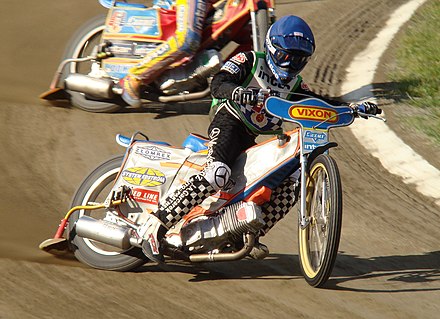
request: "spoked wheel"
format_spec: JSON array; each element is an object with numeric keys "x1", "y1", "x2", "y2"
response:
[
  {"x1": 298, "y1": 154, "x2": 342, "y2": 287},
  {"x1": 62, "y1": 15, "x2": 126, "y2": 113},
  {"x1": 68, "y1": 156, "x2": 147, "y2": 271}
]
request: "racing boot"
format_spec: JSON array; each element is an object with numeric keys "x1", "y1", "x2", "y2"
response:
[
  {"x1": 138, "y1": 214, "x2": 169, "y2": 263},
  {"x1": 121, "y1": 74, "x2": 142, "y2": 108},
  {"x1": 139, "y1": 173, "x2": 218, "y2": 262},
  {"x1": 248, "y1": 238, "x2": 269, "y2": 260}
]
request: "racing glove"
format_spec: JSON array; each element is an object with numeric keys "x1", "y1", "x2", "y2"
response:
[{"x1": 232, "y1": 87, "x2": 257, "y2": 105}]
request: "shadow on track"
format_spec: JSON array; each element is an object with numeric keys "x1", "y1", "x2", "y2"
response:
[
  {"x1": 30, "y1": 248, "x2": 440, "y2": 292},
  {"x1": 338, "y1": 81, "x2": 407, "y2": 103},
  {"x1": 135, "y1": 250, "x2": 440, "y2": 290},
  {"x1": 42, "y1": 81, "x2": 402, "y2": 119},
  {"x1": 42, "y1": 98, "x2": 211, "y2": 119},
  {"x1": 327, "y1": 250, "x2": 440, "y2": 292},
  {"x1": 134, "y1": 253, "x2": 303, "y2": 281}
]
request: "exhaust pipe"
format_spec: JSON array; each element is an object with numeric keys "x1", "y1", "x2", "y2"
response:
[
  {"x1": 75, "y1": 215, "x2": 256, "y2": 262},
  {"x1": 64, "y1": 74, "x2": 116, "y2": 99},
  {"x1": 189, "y1": 233, "x2": 256, "y2": 262},
  {"x1": 75, "y1": 216, "x2": 140, "y2": 249}
]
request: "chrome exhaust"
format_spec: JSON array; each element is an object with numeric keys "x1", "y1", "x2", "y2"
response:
[
  {"x1": 64, "y1": 74, "x2": 116, "y2": 99},
  {"x1": 75, "y1": 216, "x2": 140, "y2": 249},
  {"x1": 189, "y1": 233, "x2": 256, "y2": 262}
]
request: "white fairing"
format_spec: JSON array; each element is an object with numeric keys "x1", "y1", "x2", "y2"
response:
[
  {"x1": 110, "y1": 131, "x2": 299, "y2": 220},
  {"x1": 110, "y1": 141, "x2": 206, "y2": 217},
  {"x1": 200, "y1": 131, "x2": 300, "y2": 212}
]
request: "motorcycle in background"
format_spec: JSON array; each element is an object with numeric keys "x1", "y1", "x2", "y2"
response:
[
  {"x1": 39, "y1": 90, "x2": 384, "y2": 287},
  {"x1": 40, "y1": 0, "x2": 274, "y2": 113}
]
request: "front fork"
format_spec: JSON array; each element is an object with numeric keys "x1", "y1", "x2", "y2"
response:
[
  {"x1": 299, "y1": 152, "x2": 310, "y2": 229},
  {"x1": 297, "y1": 139, "x2": 338, "y2": 229}
]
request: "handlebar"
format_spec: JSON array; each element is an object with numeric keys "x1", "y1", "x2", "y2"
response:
[
  {"x1": 354, "y1": 111, "x2": 386, "y2": 122},
  {"x1": 351, "y1": 104, "x2": 385, "y2": 122},
  {"x1": 255, "y1": 88, "x2": 386, "y2": 123}
]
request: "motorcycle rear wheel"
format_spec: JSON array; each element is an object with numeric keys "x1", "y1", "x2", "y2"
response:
[
  {"x1": 68, "y1": 155, "x2": 147, "y2": 271},
  {"x1": 62, "y1": 15, "x2": 126, "y2": 113},
  {"x1": 298, "y1": 154, "x2": 342, "y2": 287}
]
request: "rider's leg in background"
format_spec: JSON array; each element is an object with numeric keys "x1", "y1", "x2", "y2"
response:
[{"x1": 121, "y1": 0, "x2": 208, "y2": 107}]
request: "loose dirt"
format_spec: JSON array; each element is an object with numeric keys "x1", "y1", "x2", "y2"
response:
[{"x1": 1, "y1": 1, "x2": 439, "y2": 318}]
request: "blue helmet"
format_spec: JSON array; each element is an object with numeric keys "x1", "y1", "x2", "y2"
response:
[{"x1": 265, "y1": 15, "x2": 315, "y2": 85}]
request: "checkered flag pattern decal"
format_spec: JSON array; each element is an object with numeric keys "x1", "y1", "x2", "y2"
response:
[
  {"x1": 260, "y1": 178, "x2": 299, "y2": 235},
  {"x1": 156, "y1": 176, "x2": 216, "y2": 228}
]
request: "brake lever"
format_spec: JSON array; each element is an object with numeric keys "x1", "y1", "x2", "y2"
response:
[{"x1": 357, "y1": 112, "x2": 387, "y2": 122}]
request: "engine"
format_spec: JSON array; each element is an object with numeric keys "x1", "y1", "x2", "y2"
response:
[{"x1": 179, "y1": 201, "x2": 264, "y2": 252}]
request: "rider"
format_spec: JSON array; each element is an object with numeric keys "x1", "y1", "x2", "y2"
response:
[
  {"x1": 121, "y1": 0, "x2": 213, "y2": 107},
  {"x1": 137, "y1": 15, "x2": 378, "y2": 262}
]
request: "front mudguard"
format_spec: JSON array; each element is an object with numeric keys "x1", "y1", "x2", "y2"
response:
[{"x1": 305, "y1": 142, "x2": 338, "y2": 172}]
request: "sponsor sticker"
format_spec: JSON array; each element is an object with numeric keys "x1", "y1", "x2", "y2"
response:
[
  {"x1": 231, "y1": 52, "x2": 247, "y2": 64},
  {"x1": 107, "y1": 10, "x2": 126, "y2": 33},
  {"x1": 108, "y1": 42, "x2": 135, "y2": 55},
  {"x1": 289, "y1": 106, "x2": 338, "y2": 123},
  {"x1": 221, "y1": 61, "x2": 240, "y2": 74},
  {"x1": 135, "y1": 145, "x2": 171, "y2": 161},
  {"x1": 104, "y1": 63, "x2": 132, "y2": 74},
  {"x1": 130, "y1": 188, "x2": 160, "y2": 205},
  {"x1": 122, "y1": 167, "x2": 166, "y2": 187},
  {"x1": 127, "y1": 16, "x2": 158, "y2": 34},
  {"x1": 304, "y1": 143, "x2": 318, "y2": 151},
  {"x1": 250, "y1": 112, "x2": 268, "y2": 128},
  {"x1": 303, "y1": 130, "x2": 328, "y2": 151},
  {"x1": 304, "y1": 130, "x2": 327, "y2": 143},
  {"x1": 300, "y1": 81, "x2": 310, "y2": 91}
]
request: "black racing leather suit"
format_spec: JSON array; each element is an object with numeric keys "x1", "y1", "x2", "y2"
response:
[{"x1": 155, "y1": 50, "x2": 344, "y2": 235}]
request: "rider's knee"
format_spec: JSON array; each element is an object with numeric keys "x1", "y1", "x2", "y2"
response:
[{"x1": 201, "y1": 161, "x2": 231, "y2": 191}]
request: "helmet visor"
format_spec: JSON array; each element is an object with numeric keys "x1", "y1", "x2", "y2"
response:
[{"x1": 272, "y1": 49, "x2": 311, "y2": 69}]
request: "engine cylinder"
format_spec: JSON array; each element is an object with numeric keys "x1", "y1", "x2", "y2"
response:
[{"x1": 180, "y1": 201, "x2": 264, "y2": 249}]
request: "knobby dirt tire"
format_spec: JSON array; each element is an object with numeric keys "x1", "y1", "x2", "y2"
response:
[
  {"x1": 68, "y1": 155, "x2": 147, "y2": 271},
  {"x1": 298, "y1": 154, "x2": 342, "y2": 287},
  {"x1": 62, "y1": 15, "x2": 126, "y2": 113}
]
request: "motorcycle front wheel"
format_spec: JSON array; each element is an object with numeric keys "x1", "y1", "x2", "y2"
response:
[
  {"x1": 62, "y1": 15, "x2": 126, "y2": 113},
  {"x1": 68, "y1": 155, "x2": 147, "y2": 271},
  {"x1": 298, "y1": 154, "x2": 342, "y2": 287}
]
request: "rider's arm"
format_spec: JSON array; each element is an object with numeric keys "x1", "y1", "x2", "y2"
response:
[{"x1": 210, "y1": 51, "x2": 255, "y2": 99}]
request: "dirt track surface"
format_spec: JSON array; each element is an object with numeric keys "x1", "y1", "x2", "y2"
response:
[{"x1": 1, "y1": 1, "x2": 439, "y2": 318}]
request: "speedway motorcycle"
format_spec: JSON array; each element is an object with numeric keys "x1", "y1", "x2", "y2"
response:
[
  {"x1": 40, "y1": 91, "x2": 383, "y2": 287},
  {"x1": 40, "y1": 0, "x2": 274, "y2": 113}
]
